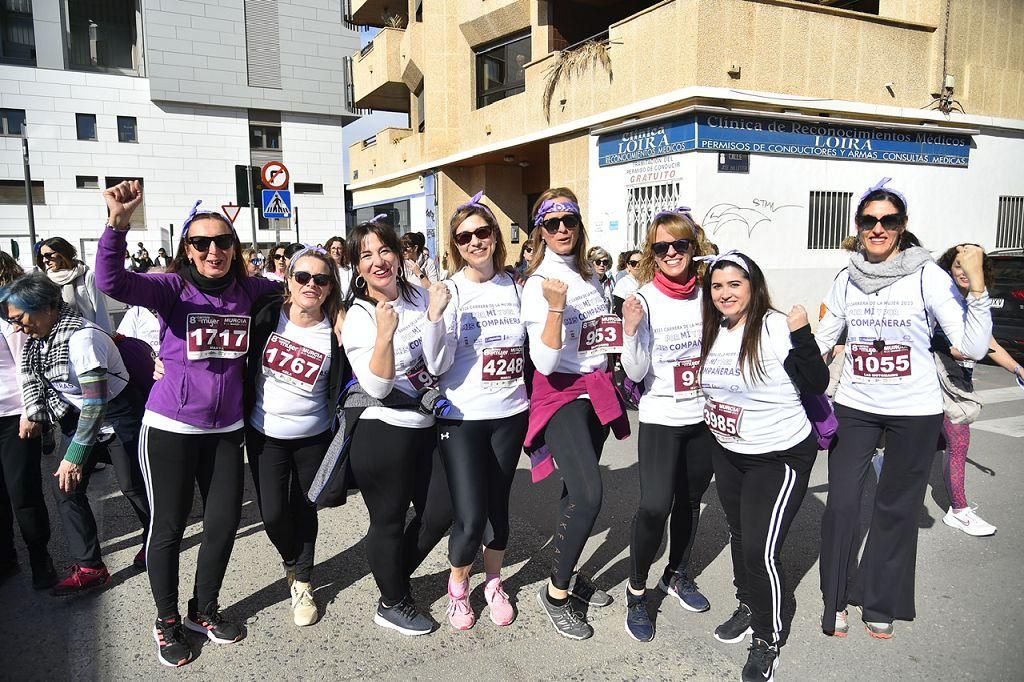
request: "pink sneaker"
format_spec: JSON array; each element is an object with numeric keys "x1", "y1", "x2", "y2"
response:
[
  {"x1": 446, "y1": 589, "x2": 475, "y2": 630},
  {"x1": 484, "y1": 578, "x2": 516, "y2": 626}
]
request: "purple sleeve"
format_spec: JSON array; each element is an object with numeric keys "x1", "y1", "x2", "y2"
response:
[
  {"x1": 95, "y1": 226, "x2": 181, "y2": 311},
  {"x1": 249, "y1": 275, "x2": 286, "y2": 298}
]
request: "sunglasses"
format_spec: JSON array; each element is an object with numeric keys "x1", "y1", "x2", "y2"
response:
[
  {"x1": 4, "y1": 311, "x2": 27, "y2": 329},
  {"x1": 541, "y1": 215, "x2": 581, "y2": 234},
  {"x1": 855, "y1": 214, "x2": 904, "y2": 231},
  {"x1": 292, "y1": 271, "x2": 331, "y2": 286},
  {"x1": 593, "y1": 258, "x2": 612, "y2": 267},
  {"x1": 40, "y1": 252, "x2": 60, "y2": 262},
  {"x1": 524, "y1": 246, "x2": 534, "y2": 253},
  {"x1": 652, "y1": 239, "x2": 692, "y2": 257},
  {"x1": 454, "y1": 226, "x2": 493, "y2": 246},
  {"x1": 273, "y1": 253, "x2": 286, "y2": 260},
  {"x1": 186, "y1": 234, "x2": 234, "y2": 251},
  {"x1": 627, "y1": 259, "x2": 641, "y2": 268}
]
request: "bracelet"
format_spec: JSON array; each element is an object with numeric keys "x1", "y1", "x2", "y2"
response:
[
  {"x1": 969, "y1": 289, "x2": 986, "y2": 295},
  {"x1": 548, "y1": 308, "x2": 565, "y2": 314},
  {"x1": 105, "y1": 223, "x2": 130, "y2": 232},
  {"x1": 1012, "y1": 364, "x2": 1022, "y2": 375}
]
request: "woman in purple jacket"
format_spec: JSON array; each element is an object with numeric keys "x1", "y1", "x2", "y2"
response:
[{"x1": 96, "y1": 181, "x2": 281, "y2": 668}]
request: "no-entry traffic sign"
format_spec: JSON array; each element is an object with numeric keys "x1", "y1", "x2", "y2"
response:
[{"x1": 261, "y1": 161, "x2": 289, "y2": 190}]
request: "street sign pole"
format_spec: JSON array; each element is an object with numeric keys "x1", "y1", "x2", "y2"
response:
[
  {"x1": 21, "y1": 127, "x2": 37, "y2": 251},
  {"x1": 294, "y1": 206, "x2": 299, "y2": 243},
  {"x1": 246, "y1": 166, "x2": 258, "y2": 248}
]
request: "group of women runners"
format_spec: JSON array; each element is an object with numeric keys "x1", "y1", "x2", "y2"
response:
[{"x1": 0, "y1": 176, "x2": 1001, "y2": 682}]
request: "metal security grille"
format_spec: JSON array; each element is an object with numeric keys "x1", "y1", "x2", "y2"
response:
[
  {"x1": 996, "y1": 196, "x2": 1024, "y2": 248},
  {"x1": 626, "y1": 182, "x2": 681, "y2": 248},
  {"x1": 807, "y1": 190, "x2": 852, "y2": 249},
  {"x1": 245, "y1": 0, "x2": 282, "y2": 89}
]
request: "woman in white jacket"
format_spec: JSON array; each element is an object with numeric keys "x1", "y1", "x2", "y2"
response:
[{"x1": 37, "y1": 238, "x2": 111, "y2": 332}]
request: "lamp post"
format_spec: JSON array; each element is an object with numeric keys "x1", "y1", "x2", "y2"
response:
[{"x1": 21, "y1": 124, "x2": 37, "y2": 251}]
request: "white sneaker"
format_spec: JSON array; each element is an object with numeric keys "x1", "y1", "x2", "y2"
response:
[
  {"x1": 291, "y1": 580, "x2": 318, "y2": 626},
  {"x1": 942, "y1": 506, "x2": 996, "y2": 537}
]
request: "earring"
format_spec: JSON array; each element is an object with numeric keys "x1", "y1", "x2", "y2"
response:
[{"x1": 354, "y1": 275, "x2": 366, "y2": 289}]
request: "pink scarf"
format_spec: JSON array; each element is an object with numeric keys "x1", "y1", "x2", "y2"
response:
[{"x1": 653, "y1": 270, "x2": 697, "y2": 299}]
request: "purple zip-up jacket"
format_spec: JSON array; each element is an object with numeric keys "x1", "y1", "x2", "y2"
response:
[{"x1": 95, "y1": 226, "x2": 281, "y2": 429}]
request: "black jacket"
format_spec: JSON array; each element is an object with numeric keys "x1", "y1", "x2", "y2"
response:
[{"x1": 242, "y1": 292, "x2": 351, "y2": 426}]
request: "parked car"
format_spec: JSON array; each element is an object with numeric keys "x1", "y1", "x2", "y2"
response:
[{"x1": 989, "y1": 249, "x2": 1024, "y2": 363}]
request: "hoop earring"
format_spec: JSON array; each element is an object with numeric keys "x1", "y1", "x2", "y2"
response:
[{"x1": 354, "y1": 275, "x2": 366, "y2": 289}]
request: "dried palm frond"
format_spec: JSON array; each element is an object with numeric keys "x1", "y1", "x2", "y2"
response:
[
  {"x1": 542, "y1": 39, "x2": 613, "y2": 121},
  {"x1": 383, "y1": 13, "x2": 406, "y2": 28}
]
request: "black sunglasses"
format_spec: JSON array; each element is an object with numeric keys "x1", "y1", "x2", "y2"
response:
[
  {"x1": 627, "y1": 259, "x2": 641, "y2": 267},
  {"x1": 186, "y1": 234, "x2": 234, "y2": 251},
  {"x1": 855, "y1": 214, "x2": 904, "y2": 231},
  {"x1": 454, "y1": 226, "x2": 493, "y2": 246},
  {"x1": 593, "y1": 258, "x2": 612, "y2": 267},
  {"x1": 273, "y1": 253, "x2": 286, "y2": 260},
  {"x1": 292, "y1": 271, "x2": 331, "y2": 286},
  {"x1": 541, "y1": 215, "x2": 581, "y2": 234},
  {"x1": 652, "y1": 239, "x2": 692, "y2": 257},
  {"x1": 40, "y1": 252, "x2": 60, "y2": 262},
  {"x1": 4, "y1": 311, "x2": 27, "y2": 329}
]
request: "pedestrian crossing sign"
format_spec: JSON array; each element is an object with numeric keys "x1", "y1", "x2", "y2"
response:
[{"x1": 262, "y1": 189, "x2": 291, "y2": 219}]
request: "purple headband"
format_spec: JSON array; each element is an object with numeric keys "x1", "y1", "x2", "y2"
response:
[
  {"x1": 858, "y1": 177, "x2": 908, "y2": 213},
  {"x1": 694, "y1": 249, "x2": 749, "y2": 274},
  {"x1": 653, "y1": 206, "x2": 694, "y2": 222},
  {"x1": 287, "y1": 243, "x2": 327, "y2": 269},
  {"x1": 456, "y1": 190, "x2": 496, "y2": 219},
  {"x1": 533, "y1": 199, "x2": 581, "y2": 227},
  {"x1": 181, "y1": 200, "x2": 230, "y2": 238}
]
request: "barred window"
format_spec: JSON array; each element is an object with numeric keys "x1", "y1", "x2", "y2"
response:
[
  {"x1": 627, "y1": 182, "x2": 681, "y2": 249},
  {"x1": 807, "y1": 190, "x2": 852, "y2": 250},
  {"x1": 996, "y1": 196, "x2": 1024, "y2": 249}
]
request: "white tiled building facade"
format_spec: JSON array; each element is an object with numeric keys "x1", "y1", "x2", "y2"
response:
[{"x1": 0, "y1": 0, "x2": 361, "y2": 267}]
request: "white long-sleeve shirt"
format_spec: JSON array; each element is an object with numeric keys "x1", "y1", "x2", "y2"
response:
[
  {"x1": 621, "y1": 283, "x2": 704, "y2": 427},
  {"x1": 0, "y1": 320, "x2": 27, "y2": 417},
  {"x1": 342, "y1": 288, "x2": 444, "y2": 428},
  {"x1": 815, "y1": 262, "x2": 992, "y2": 416},
  {"x1": 521, "y1": 253, "x2": 618, "y2": 376},
  {"x1": 421, "y1": 269, "x2": 529, "y2": 420}
]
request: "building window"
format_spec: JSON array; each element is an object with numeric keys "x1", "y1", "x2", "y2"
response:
[
  {"x1": 0, "y1": 108, "x2": 25, "y2": 136},
  {"x1": 76, "y1": 113, "x2": 97, "y2": 141},
  {"x1": 68, "y1": 0, "x2": 140, "y2": 72},
  {"x1": 807, "y1": 190, "x2": 853, "y2": 250},
  {"x1": 627, "y1": 183, "x2": 681, "y2": 249},
  {"x1": 76, "y1": 175, "x2": 99, "y2": 189},
  {"x1": 996, "y1": 196, "x2": 1024, "y2": 249},
  {"x1": 414, "y1": 0, "x2": 422, "y2": 22},
  {"x1": 105, "y1": 176, "x2": 144, "y2": 226},
  {"x1": 355, "y1": 200, "x2": 411, "y2": 236},
  {"x1": 117, "y1": 116, "x2": 137, "y2": 143},
  {"x1": 295, "y1": 183, "x2": 324, "y2": 194},
  {"x1": 475, "y1": 32, "x2": 530, "y2": 109},
  {"x1": 1, "y1": 0, "x2": 35, "y2": 65},
  {"x1": 414, "y1": 84, "x2": 425, "y2": 133},
  {"x1": 249, "y1": 124, "x2": 281, "y2": 150},
  {"x1": 0, "y1": 179, "x2": 44, "y2": 205}
]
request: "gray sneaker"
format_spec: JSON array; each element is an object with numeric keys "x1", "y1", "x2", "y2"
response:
[
  {"x1": 537, "y1": 585, "x2": 594, "y2": 640},
  {"x1": 855, "y1": 605, "x2": 893, "y2": 639},
  {"x1": 568, "y1": 572, "x2": 613, "y2": 607}
]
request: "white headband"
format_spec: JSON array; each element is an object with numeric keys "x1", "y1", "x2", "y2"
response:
[{"x1": 694, "y1": 249, "x2": 749, "y2": 273}]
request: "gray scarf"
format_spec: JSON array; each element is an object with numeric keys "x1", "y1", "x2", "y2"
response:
[{"x1": 847, "y1": 246, "x2": 933, "y2": 294}]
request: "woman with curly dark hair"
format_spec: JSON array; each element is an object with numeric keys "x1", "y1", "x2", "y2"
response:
[{"x1": 933, "y1": 244, "x2": 1019, "y2": 537}]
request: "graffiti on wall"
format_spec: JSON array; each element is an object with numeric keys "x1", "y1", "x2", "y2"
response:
[{"x1": 701, "y1": 199, "x2": 802, "y2": 236}]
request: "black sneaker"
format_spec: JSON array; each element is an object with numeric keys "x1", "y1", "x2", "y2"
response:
[
  {"x1": 0, "y1": 555, "x2": 19, "y2": 585},
  {"x1": 568, "y1": 572, "x2": 612, "y2": 607},
  {"x1": 153, "y1": 615, "x2": 194, "y2": 668},
  {"x1": 373, "y1": 595, "x2": 434, "y2": 636},
  {"x1": 714, "y1": 602, "x2": 753, "y2": 644},
  {"x1": 624, "y1": 589, "x2": 654, "y2": 642},
  {"x1": 537, "y1": 585, "x2": 593, "y2": 640},
  {"x1": 742, "y1": 638, "x2": 779, "y2": 682},
  {"x1": 30, "y1": 554, "x2": 58, "y2": 591},
  {"x1": 185, "y1": 599, "x2": 245, "y2": 644}
]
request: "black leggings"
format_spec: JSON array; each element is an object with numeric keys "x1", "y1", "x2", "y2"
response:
[
  {"x1": 714, "y1": 434, "x2": 816, "y2": 647},
  {"x1": 543, "y1": 400, "x2": 609, "y2": 590},
  {"x1": 348, "y1": 419, "x2": 452, "y2": 604},
  {"x1": 246, "y1": 429, "x2": 330, "y2": 583},
  {"x1": 819, "y1": 404, "x2": 943, "y2": 632},
  {"x1": 139, "y1": 425, "x2": 245, "y2": 619},
  {"x1": 0, "y1": 415, "x2": 50, "y2": 563},
  {"x1": 438, "y1": 412, "x2": 528, "y2": 567},
  {"x1": 629, "y1": 421, "x2": 717, "y2": 590}
]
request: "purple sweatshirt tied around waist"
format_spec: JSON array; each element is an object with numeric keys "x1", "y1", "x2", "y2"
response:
[{"x1": 95, "y1": 226, "x2": 281, "y2": 429}]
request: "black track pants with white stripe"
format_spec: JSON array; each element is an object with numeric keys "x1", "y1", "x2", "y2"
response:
[{"x1": 713, "y1": 433, "x2": 816, "y2": 647}]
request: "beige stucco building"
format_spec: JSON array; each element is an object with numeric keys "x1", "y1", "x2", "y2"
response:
[{"x1": 343, "y1": 0, "x2": 1024, "y2": 306}]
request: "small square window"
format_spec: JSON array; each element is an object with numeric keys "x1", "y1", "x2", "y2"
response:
[
  {"x1": 1, "y1": 109, "x2": 26, "y2": 136},
  {"x1": 0, "y1": 179, "x2": 44, "y2": 205},
  {"x1": 76, "y1": 175, "x2": 99, "y2": 189},
  {"x1": 76, "y1": 113, "x2": 97, "y2": 140},
  {"x1": 996, "y1": 196, "x2": 1024, "y2": 249},
  {"x1": 117, "y1": 116, "x2": 137, "y2": 143},
  {"x1": 475, "y1": 32, "x2": 530, "y2": 109},
  {"x1": 807, "y1": 190, "x2": 854, "y2": 250},
  {"x1": 295, "y1": 183, "x2": 324, "y2": 194}
]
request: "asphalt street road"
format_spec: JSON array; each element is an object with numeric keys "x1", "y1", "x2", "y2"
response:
[{"x1": 1, "y1": 364, "x2": 1021, "y2": 681}]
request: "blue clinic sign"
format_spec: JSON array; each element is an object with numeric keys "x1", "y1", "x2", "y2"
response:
[{"x1": 598, "y1": 113, "x2": 971, "y2": 168}]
